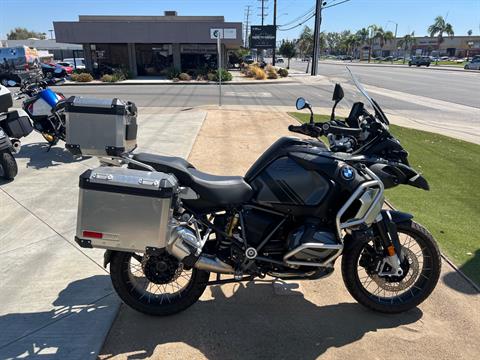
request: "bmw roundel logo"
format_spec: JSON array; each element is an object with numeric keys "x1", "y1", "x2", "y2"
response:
[{"x1": 341, "y1": 166, "x2": 355, "y2": 181}]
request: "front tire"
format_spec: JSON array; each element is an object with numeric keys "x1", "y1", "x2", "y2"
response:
[
  {"x1": 0, "y1": 151, "x2": 18, "y2": 179},
  {"x1": 110, "y1": 251, "x2": 209, "y2": 316},
  {"x1": 341, "y1": 220, "x2": 441, "y2": 313}
]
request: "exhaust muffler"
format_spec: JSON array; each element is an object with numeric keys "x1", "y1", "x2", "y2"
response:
[{"x1": 167, "y1": 225, "x2": 234, "y2": 274}]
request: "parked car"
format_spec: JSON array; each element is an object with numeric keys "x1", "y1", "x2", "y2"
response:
[
  {"x1": 41, "y1": 62, "x2": 70, "y2": 78},
  {"x1": 301, "y1": 56, "x2": 311, "y2": 62},
  {"x1": 0, "y1": 46, "x2": 41, "y2": 86},
  {"x1": 55, "y1": 62, "x2": 74, "y2": 74},
  {"x1": 243, "y1": 55, "x2": 254, "y2": 64},
  {"x1": 440, "y1": 56, "x2": 450, "y2": 61},
  {"x1": 464, "y1": 56, "x2": 480, "y2": 70},
  {"x1": 454, "y1": 58, "x2": 466, "y2": 63},
  {"x1": 408, "y1": 56, "x2": 431, "y2": 67},
  {"x1": 276, "y1": 57, "x2": 285, "y2": 64},
  {"x1": 63, "y1": 57, "x2": 86, "y2": 69}
]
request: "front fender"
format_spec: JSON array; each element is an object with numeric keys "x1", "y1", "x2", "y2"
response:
[{"x1": 385, "y1": 210, "x2": 413, "y2": 224}]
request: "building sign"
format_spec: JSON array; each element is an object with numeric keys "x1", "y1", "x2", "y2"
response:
[
  {"x1": 210, "y1": 28, "x2": 237, "y2": 40},
  {"x1": 250, "y1": 25, "x2": 276, "y2": 49},
  {"x1": 181, "y1": 44, "x2": 217, "y2": 54}
]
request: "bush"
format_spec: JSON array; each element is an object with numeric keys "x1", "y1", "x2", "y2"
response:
[
  {"x1": 71, "y1": 73, "x2": 93, "y2": 82},
  {"x1": 178, "y1": 72, "x2": 191, "y2": 81},
  {"x1": 208, "y1": 69, "x2": 233, "y2": 82},
  {"x1": 253, "y1": 67, "x2": 266, "y2": 80},
  {"x1": 278, "y1": 68, "x2": 289, "y2": 77},
  {"x1": 73, "y1": 68, "x2": 90, "y2": 74},
  {"x1": 163, "y1": 67, "x2": 181, "y2": 79},
  {"x1": 265, "y1": 65, "x2": 278, "y2": 79},
  {"x1": 100, "y1": 74, "x2": 114, "y2": 82}
]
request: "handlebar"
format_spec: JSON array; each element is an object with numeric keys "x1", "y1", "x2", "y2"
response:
[{"x1": 288, "y1": 123, "x2": 323, "y2": 138}]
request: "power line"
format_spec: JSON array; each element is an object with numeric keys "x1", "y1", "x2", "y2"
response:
[{"x1": 278, "y1": 6, "x2": 315, "y2": 28}]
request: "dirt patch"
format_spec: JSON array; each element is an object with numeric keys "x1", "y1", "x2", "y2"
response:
[{"x1": 188, "y1": 109, "x2": 300, "y2": 175}]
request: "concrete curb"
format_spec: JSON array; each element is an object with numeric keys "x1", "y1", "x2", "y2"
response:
[
  {"x1": 61, "y1": 79, "x2": 295, "y2": 86},
  {"x1": 319, "y1": 61, "x2": 477, "y2": 73},
  {"x1": 384, "y1": 200, "x2": 480, "y2": 293}
]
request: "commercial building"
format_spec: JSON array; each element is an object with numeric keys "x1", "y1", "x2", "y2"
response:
[
  {"x1": 0, "y1": 39, "x2": 83, "y2": 61},
  {"x1": 363, "y1": 35, "x2": 480, "y2": 59},
  {"x1": 53, "y1": 12, "x2": 243, "y2": 77}
]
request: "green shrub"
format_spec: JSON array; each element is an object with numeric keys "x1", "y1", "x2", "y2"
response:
[
  {"x1": 209, "y1": 69, "x2": 233, "y2": 82},
  {"x1": 100, "y1": 74, "x2": 114, "y2": 82},
  {"x1": 278, "y1": 68, "x2": 289, "y2": 77},
  {"x1": 71, "y1": 73, "x2": 93, "y2": 82},
  {"x1": 73, "y1": 68, "x2": 90, "y2": 74},
  {"x1": 178, "y1": 72, "x2": 191, "y2": 81},
  {"x1": 164, "y1": 67, "x2": 181, "y2": 79}
]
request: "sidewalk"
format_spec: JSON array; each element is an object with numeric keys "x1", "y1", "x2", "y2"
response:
[
  {"x1": 100, "y1": 108, "x2": 480, "y2": 360},
  {"x1": 0, "y1": 110, "x2": 207, "y2": 359}
]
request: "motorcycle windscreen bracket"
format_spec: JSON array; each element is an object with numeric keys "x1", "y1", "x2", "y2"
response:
[{"x1": 64, "y1": 96, "x2": 138, "y2": 157}]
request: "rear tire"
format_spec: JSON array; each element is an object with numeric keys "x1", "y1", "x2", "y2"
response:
[
  {"x1": 341, "y1": 220, "x2": 441, "y2": 313},
  {"x1": 110, "y1": 251, "x2": 210, "y2": 316},
  {"x1": 0, "y1": 151, "x2": 18, "y2": 179}
]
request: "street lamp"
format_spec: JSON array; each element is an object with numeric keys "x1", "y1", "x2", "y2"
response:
[{"x1": 386, "y1": 20, "x2": 398, "y2": 63}]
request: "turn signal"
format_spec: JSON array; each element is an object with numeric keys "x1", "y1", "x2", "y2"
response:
[{"x1": 42, "y1": 133, "x2": 54, "y2": 143}]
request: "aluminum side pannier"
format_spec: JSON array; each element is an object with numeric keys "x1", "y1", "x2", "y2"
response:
[
  {"x1": 64, "y1": 96, "x2": 138, "y2": 157},
  {"x1": 75, "y1": 166, "x2": 178, "y2": 253}
]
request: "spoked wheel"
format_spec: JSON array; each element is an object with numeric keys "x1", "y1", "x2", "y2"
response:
[
  {"x1": 342, "y1": 220, "x2": 441, "y2": 313},
  {"x1": 110, "y1": 251, "x2": 210, "y2": 316}
]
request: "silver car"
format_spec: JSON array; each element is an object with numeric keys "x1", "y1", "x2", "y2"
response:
[{"x1": 464, "y1": 56, "x2": 480, "y2": 70}]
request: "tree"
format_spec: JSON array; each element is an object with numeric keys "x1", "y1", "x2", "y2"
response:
[
  {"x1": 297, "y1": 26, "x2": 314, "y2": 58},
  {"x1": 398, "y1": 31, "x2": 417, "y2": 64},
  {"x1": 7, "y1": 27, "x2": 46, "y2": 40},
  {"x1": 279, "y1": 40, "x2": 297, "y2": 69},
  {"x1": 356, "y1": 28, "x2": 369, "y2": 60},
  {"x1": 374, "y1": 27, "x2": 394, "y2": 59},
  {"x1": 427, "y1": 15, "x2": 454, "y2": 64}
]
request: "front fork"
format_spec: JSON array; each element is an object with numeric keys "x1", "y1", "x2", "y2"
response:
[{"x1": 374, "y1": 210, "x2": 405, "y2": 277}]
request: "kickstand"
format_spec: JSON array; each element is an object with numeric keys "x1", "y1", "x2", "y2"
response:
[{"x1": 46, "y1": 143, "x2": 54, "y2": 152}]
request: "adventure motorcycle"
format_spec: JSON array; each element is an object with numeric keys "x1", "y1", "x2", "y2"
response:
[
  {"x1": 14, "y1": 74, "x2": 66, "y2": 148},
  {"x1": 72, "y1": 70, "x2": 441, "y2": 316},
  {"x1": 0, "y1": 82, "x2": 33, "y2": 179}
]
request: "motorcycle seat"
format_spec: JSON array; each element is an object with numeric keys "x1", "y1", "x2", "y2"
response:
[{"x1": 131, "y1": 153, "x2": 253, "y2": 208}]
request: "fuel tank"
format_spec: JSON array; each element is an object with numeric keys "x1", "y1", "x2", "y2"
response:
[{"x1": 245, "y1": 137, "x2": 366, "y2": 218}]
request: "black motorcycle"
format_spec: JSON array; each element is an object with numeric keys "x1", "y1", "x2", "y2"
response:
[
  {"x1": 0, "y1": 82, "x2": 33, "y2": 179},
  {"x1": 76, "y1": 71, "x2": 441, "y2": 316}
]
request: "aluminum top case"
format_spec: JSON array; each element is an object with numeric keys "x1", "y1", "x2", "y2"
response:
[
  {"x1": 76, "y1": 166, "x2": 178, "y2": 252},
  {"x1": 64, "y1": 96, "x2": 138, "y2": 157}
]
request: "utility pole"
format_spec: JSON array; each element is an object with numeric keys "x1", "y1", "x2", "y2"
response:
[
  {"x1": 311, "y1": 0, "x2": 323, "y2": 76},
  {"x1": 258, "y1": 0, "x2": 269, "y2": 26},
  {"x1": 273, "y1": 0, "x2": 277, "y2": 65},
  {"x1": 244, "y1": 5, "x2": 252, "y2": 48}
]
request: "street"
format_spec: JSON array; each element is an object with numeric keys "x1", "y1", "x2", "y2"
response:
[{"x1": 37, "y1": 63, "x2": 480, "y2": 144}]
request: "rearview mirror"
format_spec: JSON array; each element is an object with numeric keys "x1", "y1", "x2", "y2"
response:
[
  {"x1": 7, "y1": 80, "x2": 17, "y2": 87},
  {"x1": 332, "y1": 83, "x2": 344, "y2": 102},
  {"x1": 296, "y1": 97, "x2": 310, "y2": 111}
]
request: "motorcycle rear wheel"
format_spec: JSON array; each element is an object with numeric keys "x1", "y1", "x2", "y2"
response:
[
  {"x1": 0, "y1": 151, "x2": 18, "y2": 180},
  {"x1": 110, "y1": 251, "x2": 210, "y2": 316},
  {"x1": 341, "y1": 220, "x2": 441, "y2": 313}
]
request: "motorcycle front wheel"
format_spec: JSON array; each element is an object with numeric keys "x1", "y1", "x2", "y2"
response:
[
  {"x1": 342, "y1": 220, "x2": 441, "y2": 313},
  {"x1": 109, "y1": 251, "x2": 210, "y2": 316}
]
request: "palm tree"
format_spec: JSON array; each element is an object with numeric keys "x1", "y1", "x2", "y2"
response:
[
  {"x1": 398, "y1": 31, "x2": 417, "y2": 64},
  {"x1": 356, "y1": 28, "x2": 369, "y2": 60},
  {"x1": 428, "y1": 15, "x2": 454, "y2": 64},
  {"x1": 297, "y1": 26, "x2": 314, "y2": 58},
  {"x1": 374, "y1": 27, "x2": 395, "y2": 61}
]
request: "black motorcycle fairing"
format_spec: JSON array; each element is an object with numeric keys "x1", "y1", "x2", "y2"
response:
[
  {"x1": 244, "y1": 137, "x2": 326, "y2": 182},
  {"x1": 369, "y1": 162, "x2": 429, "y2": 190}
]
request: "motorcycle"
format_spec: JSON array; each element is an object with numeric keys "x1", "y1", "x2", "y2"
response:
[
  {"x1": 72, "y1": 70, "x2": 441, "y2": 316},
  {"x1": 0, "y1": 82, "x2": 34, "y2": 179},
  {"x1": 14, "y1": 71, "x2": 66, "y2": 148}
]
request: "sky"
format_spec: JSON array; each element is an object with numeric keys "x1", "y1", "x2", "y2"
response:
[{"x1": 1, "y1": 0, "x2": 479, "y2": 41}]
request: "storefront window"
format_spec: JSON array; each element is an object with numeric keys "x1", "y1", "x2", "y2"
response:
[
  {"x1": 136, "y1": 44, "x2": 173, "y2": 76},
  {"x1": 180, "y1": 44, "x2": 217, "y2": 74},
  {"x1": 92, "y1": 44, "x2": 129, "y2": 73}
]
